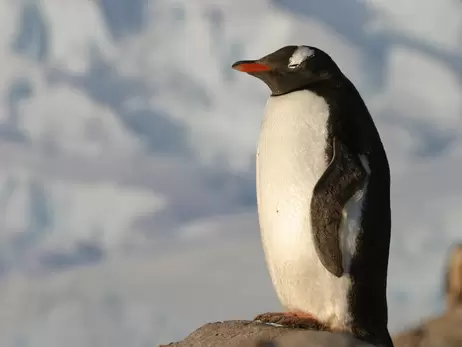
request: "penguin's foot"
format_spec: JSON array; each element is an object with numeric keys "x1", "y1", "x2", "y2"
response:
[{"x1": 254, "y1": 311, "x2": 328, "y2": 331}]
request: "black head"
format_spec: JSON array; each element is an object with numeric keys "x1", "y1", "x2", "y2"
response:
[{"x1": 232, "y1": 45, "x2": 342, "y2": 96}]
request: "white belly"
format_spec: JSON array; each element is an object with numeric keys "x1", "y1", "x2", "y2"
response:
[{"x1": 256, "y1": 90, "x2": 353, "y2": 329}]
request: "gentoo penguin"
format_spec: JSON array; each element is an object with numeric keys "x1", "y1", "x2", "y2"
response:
[{"x1": 232, "y1": 46, "x2": 392, "y2": 346}]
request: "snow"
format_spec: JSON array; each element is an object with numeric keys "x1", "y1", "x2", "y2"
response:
[
  {"x1": 20, "y1": 86, "x2": 142, "y2": 156},
  {"x1": 0, "y1": 0, "x2": 461, "y2": 346}
]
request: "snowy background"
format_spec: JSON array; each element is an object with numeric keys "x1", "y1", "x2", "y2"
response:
[{"x1": 0, "y1": 0, "x2": 461, "y2": 346}]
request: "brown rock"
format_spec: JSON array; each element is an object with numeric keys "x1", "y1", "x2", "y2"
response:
[
  {"x1": 393, "y1": 243, "x2": 462, "y2": 347},
  {"x1": 159, "y1": 320, "x2": 375, "y2": 347},
  {"x1": 393, "y1": 309, "x2": 462, "y2": 347},
  {"x1": 445, "y1": 243, "x2": 462, "y2": 312}
]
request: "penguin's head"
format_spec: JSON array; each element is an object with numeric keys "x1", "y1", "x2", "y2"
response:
[{"x1": 232, "y1": 45, "x2": 341, "y2": 96}]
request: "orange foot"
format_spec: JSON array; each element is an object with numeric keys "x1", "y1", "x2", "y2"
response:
[{"x1": 254, "y1": 311, "x2": 329, "y2": 331}]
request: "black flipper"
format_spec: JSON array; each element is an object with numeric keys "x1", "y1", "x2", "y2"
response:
[{"x1": 310, "y1": 137, "x2": 369, "y2": 277}]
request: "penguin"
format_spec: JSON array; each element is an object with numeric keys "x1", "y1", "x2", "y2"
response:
[{"x1": 232, "y1": 45, "x2": 392, "y2": 347}]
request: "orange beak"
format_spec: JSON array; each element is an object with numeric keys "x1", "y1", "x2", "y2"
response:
[{"x1": 232, "y1": 60, "x2": 271, "y2": 73}]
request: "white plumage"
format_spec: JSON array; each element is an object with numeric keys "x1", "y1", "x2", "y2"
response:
[
  {"x1": 288, "y1": 46, "x2": 314, "y2": 68},
  {"x1": 256, "y1": 89, "x2": 368, "y2": 329}
]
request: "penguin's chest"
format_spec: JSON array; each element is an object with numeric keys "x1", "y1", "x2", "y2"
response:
[{"x1": 256, "y1": 90, "x2": 352, "y2": 327}]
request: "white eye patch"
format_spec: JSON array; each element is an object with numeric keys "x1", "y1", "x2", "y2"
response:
[{"x1": 288, "y1": 46, "x2": 314, "y2": 68}]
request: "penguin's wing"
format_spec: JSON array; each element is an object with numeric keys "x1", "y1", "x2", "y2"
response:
[{"x1": 310, "y1": 137, "x2": 369, "y2": 277}]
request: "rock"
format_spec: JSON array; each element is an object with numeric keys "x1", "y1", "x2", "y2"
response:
[
  {"x1": 393, "y1": 243, "x2": 462, "y2": 347},
  {"x1": 444, "y1": 243, "x2": 462, "y2": 312},
  {"x1": 393, "y1": 309, "x2": 462, "y2": 347},
  {"x1": 159, "y1": 320, "x2": 375, "y2": 347}
]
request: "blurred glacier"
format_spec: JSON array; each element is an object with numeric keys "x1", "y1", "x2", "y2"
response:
[{"x1": 0, "y1": 0, "x2": 461, "y2": 346}]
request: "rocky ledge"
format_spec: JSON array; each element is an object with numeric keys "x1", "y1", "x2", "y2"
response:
[{"x1": 159, "y1": 320, "x2": 374, "y2": 347}]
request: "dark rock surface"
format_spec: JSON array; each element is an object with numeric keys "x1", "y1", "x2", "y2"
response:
[{"x1": 159, "y1": 320, "x2": 375, "y2": 347}]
